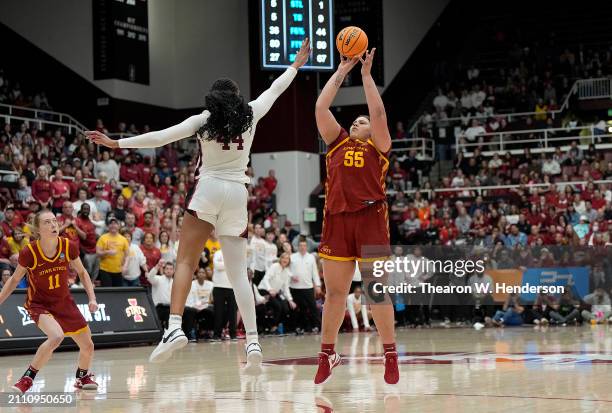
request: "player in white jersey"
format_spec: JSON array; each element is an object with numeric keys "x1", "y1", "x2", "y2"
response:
[{"x1": 86, "y1": 39, "x2": 311, "y2": 373}]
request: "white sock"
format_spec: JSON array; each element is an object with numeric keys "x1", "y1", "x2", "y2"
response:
[
  {"x1": 219, "y1": 236, "x2": 259, "y2": 345},
  {"x1": 168, "y1": 314, "x2": 182, "y2": 331},
  {"x1": 246, "y1": 331, "x2": 259, "y2": 346}
]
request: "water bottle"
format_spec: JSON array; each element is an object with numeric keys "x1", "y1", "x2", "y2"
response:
[{"x1": 278, "y1": 323, "x2": 284, "y2": 335}]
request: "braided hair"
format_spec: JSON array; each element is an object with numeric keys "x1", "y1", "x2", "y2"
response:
[{"x1": 198, "y1": 78, "x2": 253, "y2": 143}]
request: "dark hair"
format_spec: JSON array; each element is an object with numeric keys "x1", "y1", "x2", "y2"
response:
[{"x1": 198, "y1": 78, "x2": 253, "y2": 143}]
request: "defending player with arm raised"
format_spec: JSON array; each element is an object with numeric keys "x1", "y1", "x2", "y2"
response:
[
  {"x1": 86, "y1": 39, "x2": 311, "y2": 373},
  {"x1": 0, "y1": 210, "x2": 99, "y2": 393},
  {"x1": 313, "y1": 48, "x2": 398, "y2": 385}
]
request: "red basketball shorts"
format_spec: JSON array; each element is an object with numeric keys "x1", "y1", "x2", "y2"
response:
[
  {"x1": 318, "y1": 201, "x2": 391, "y2": 262},
  {"x1": 26, "y1": 296, "x2": 88, "y2": 336}
]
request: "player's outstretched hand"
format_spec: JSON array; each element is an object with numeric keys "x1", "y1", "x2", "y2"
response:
[
  {"x1": 360, "y1": 48, "x2": 376, "y2": 77},
  {"x1": 84, "y1": 130, "x2": 119, "y2": 149},
  {"x1": 291, "y1": 38, "x2": 311, "y2": 69},
  {"x1": 89, "y1": 300, "x2": 98, "y2": 313},
  {"x1": 338, "y1": 55, "x2": 360, "y2": 76}
]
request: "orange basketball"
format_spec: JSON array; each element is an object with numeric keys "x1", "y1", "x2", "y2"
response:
[{"x1": 336, "y1": 26, "x2": 368, "y2": 58}]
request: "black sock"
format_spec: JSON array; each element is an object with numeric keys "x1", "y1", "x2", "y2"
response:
[
  {"x1": 76, "y1": 368, "x2": 88, "y2": 379},
  {"x1": 23, "y1": 365, "x2": 38, "y2": 380}
]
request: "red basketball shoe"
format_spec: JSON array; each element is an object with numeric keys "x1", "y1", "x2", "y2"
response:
[
  {"x1": 74, "y1": 373, "x2": 98, "y2": 390},
  {"x1": 314, "y1": 352, "x2": 342, "y2": 385},
  {"x1": 384, "y1": 351, "x2": 399, "y2": 384},
  {"x1": 11, "y1": 376, "x2": 33, "y2": 394}
]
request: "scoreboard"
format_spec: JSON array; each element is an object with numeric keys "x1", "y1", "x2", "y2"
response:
[
  {"x1": 260, "y1": 0, "x2": 334, "y2": 71},
  {"x1": 93, "y1": 0, "x2": 150, "y2": 84}
]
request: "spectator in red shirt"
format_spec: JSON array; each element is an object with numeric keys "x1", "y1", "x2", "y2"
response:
[
  {"x1": 57, "y1": 201, "x2": 82, "y2": 251},
  {"x1": 31, "y1": 165, "x2": 52, "y2": 208},
  {"x1": 50, "y1": 169, "x2": 71, "y2": 214},
  {"x1": 157, "y1": 176, "x2": 175, "y2": 206},
  {"x1": 130, "y1": 191, "x2": 147, "y2": 224},
  {"x1": 1, "y1": 205, "x2": 24, "y2": 237},
  {"x1": 389, "y1": 161, "x2": 407, "y2": 191},
  {"x1": 139, "y1": 157, "x2": 152, "y2": 184},
  {"x1": 147, "y1": 174, "x2": 163, "y2": 199},
  {"x1": 120, "y1": 155, "x2": 143, "y2": 182},
  {"x1": 140, "y1": 211, "x2": 159, "y2": 237},
  {"x1": 140, "y1": 232, "x2": 161, "y2": 287},
  {"x1": 76, "y1": 202, "x2": 99, "y2": 281},
  {"x1": 69, "y1": 169, "x2": 88, "y2": 201},
  {"x1": 254, "y1": 178, "x2": 271, "y2": 203},
  {"x1": 591, "y1": 189, "x2": 606, "y2": 211},
  {"x1": 160, "y1": 143, "x2": 179, "y2": 170},
  {"x1": 263, "y1": 169, "x2": 277, "y2": 194}
]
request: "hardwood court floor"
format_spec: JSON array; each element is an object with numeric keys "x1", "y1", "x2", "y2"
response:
[{"x1": 1, "y1": 326, "x2": 611, "y2": 412}]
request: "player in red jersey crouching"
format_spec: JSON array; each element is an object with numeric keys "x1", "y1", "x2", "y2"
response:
[
  {"x1": 0, "y1": 210, "x2": 99, "y2": 393},
  {"x1": 314, "y1": 50, "x2": 399, "y2": 385}
]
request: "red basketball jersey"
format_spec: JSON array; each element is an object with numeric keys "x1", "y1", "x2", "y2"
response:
[
  {"x1": 18, "y1": 237, "x2": 79, "y2": 308},
  {"x1": 324, "y1": 128, "x2": 389, "y2": 214}
]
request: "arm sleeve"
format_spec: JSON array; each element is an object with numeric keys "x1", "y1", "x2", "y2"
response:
[
  {"x1": 18, "y1": 245, "x2": 34, "y2": 269},
  {"x1": 249, "y1": 67, "x2": 297, "y2": 121},
  {"x1": 118, "y1": 113, "x2": 209, "y2": 149}
]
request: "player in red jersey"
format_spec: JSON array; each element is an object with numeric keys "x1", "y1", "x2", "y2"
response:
[
  {"x1": 314, "y1": 49, "x2": 399, "y2": 385},
  {"x1": 0, "y1": 210, "x2": 99, "y2": 393}
]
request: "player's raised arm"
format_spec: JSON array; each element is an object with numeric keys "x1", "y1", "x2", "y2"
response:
[
  {"x1": 249, "y1": 38, "x2": 311, "y2": 121},
  {"x1": 84, "y1": 113, "x2": 208, "y2": 149},
  {"x1": 315, "y1": 55, "x2": 360, "y2": 144},
  {"x1": 0, "y1": 265, "x2": 27, "y2": 306},
  {"x1": 360, "y1": 48, "x2": 391, "y2": 153}
]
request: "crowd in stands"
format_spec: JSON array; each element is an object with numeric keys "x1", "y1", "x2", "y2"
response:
[
  {"x1": 402, "y1": 42, "x2": 612, "y2": 158},
  {"x1": 0, "y1": 68, "x2": 51, "y2": 110}
]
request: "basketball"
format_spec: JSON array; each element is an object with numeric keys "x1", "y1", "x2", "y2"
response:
[{"x1": 336, "y1": 26, "x2": 368, "y2": 58}]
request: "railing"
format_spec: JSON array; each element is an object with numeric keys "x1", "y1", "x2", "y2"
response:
[
  {"x1": 457, "y1": 125, "x2": 612, "y2": 157},
  {"x1": 409, "y1": 78, "x2": 580, "y2": 137},
  {"x1": 319, "y1": 179, "x2": 612, "y2": 199},
  {"x1": 318, "y1": 137, "x2": 436, "y2": 161},
  {"x1": 0, "y1": 103, "x2": 87, "y2": 134},
  {"x1": 391, "y1": 138, "x2": 435, "y2": 160},
  {"x1": 0, "y1": 169, "x2": 127, "y2": 185},
  {"x1": 577, "y1": 77, "x2": 612, "y2": 100}
]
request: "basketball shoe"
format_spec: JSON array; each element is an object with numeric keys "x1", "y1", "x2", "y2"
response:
[
  {"x1": 384, "y1": 351, "x2": 400, "y2": 384},
  {"x1": 11, "y1": 376, "x2": 33, "y2": 394},
  {"x1": 149, "y1": 327, "x2": 188, "y2": 363},
  {"x1": 314, "y1": 352, "x2": 342, "y2": 384},
  {"x1": 243, "y1": 342, "x2": 263, "y2": 375},
  {"x1": 74, "y1": 373, "x2": 98, "y2": 390}
]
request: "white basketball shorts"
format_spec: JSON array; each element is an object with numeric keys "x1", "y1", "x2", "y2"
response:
[{"x1": 186, "y1": 176, "x2": 248, "y2": 237}]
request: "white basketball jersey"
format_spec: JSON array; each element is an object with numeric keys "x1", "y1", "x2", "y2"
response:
[{"x1": 194, "y1": 110, "x2": 258, "y2": 184}]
